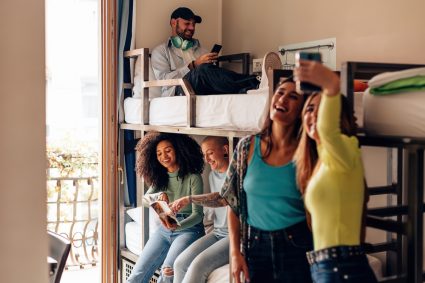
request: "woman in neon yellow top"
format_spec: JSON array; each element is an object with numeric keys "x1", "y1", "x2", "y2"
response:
[{"x1": 294, "y1": 61, "x2": 377, "y2": 283}]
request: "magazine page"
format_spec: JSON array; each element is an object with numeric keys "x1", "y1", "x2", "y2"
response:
[{"x1": 142, "y1": 193, "x2": 181, "y2": 226}]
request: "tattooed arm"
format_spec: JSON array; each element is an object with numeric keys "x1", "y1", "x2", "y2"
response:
[
  {"x1": 170, "y1": 192, "x2": 227, "y2": 213},
  {"x1": 191, "y1": 192, "x2": 228, "y2": 207}
]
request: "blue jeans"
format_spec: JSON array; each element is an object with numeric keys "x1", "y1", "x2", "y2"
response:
[
  {"x1": 174, "y1": 232, "x2": 229, "y2": 283},
  {"x1": 310, "y1": 253, "x2": 377, "y2": 283},
  {"x1": 246, "y1": 221, "x2": 313, "y2": 283},
  {"x1": 127, "y1": 218, "x2": 204, "y2": 283}
]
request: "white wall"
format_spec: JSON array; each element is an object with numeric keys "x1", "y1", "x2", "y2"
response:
[
  {"x1": 222, "y1": 0, "x2": 425, "y2": 65},
  {"x1": 0, "y1": 0, "x2": 47, "y2": 282},
  {"x1": 135, "y1": 0, "x2": 221, "y2": 53}
]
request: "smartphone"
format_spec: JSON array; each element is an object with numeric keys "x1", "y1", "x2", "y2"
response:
[
  {"x1": 295, "y1": 52, "x2": 322, "y2": 94},
  {"x1": 211, "y1": 44, "x2": 222, "y2": 54}
]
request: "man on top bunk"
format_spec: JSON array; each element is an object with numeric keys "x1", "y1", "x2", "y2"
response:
[{"x1": 151, "y1": 7, "x2": 262, "y2": 96}]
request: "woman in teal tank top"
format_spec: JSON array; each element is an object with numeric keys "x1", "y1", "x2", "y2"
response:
[{"x1": 223, "y1": 77, "x2": 313, "y2": 283}]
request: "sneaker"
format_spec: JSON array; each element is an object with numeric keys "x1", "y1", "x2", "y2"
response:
[
  {"x1": 263, "y1": 52, "x2": 282, "y2": 73},
  {"x1": 258, "y1": 52, "x2": 282, "y2": 89}
]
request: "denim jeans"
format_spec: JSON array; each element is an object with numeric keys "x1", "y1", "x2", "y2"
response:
[
  {"x1": 181, "y1": 64, "x2": 259, "y2": 95},
  {"x1": 246, "y1": 220, "x2": 313, "y2": 283},
  {"x1": 310, "y1": 253, "x2": 377, "y2": 283},
  {"x1": 127, "y1": 217, "x2": 204, "y2": 283},
  {"x1": 174, "y1": 232, "x2": 229, "y2": 283}
]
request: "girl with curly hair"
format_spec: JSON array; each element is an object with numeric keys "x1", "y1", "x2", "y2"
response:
[{"x1": 127, "y1": 132, "x2": 205, "y2": 283}]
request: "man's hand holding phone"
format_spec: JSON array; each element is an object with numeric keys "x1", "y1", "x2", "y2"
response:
[{"x1": 193, "y1": 44, "x2": 222, "y2": 67}]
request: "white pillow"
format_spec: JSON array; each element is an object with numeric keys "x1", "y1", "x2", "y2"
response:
[
  {"x1": 126, "y1": 207, "x2": 142, "y2": 223},
  {"x1": 126, "y1": 206, "x2": 161, "y2": 237},
  {"x1": 133, "y1": 57, "x2": 162, "y2": 99},
  {"x1": 368, "y1": 67, "x2": 425, "y2": 88}
]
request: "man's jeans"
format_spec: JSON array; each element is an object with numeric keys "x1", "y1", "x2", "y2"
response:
[
  {"x1": 310, "y1": 253, "x2": 377, "y2": 283},
  {"x1": 127, "y1": 218, "x2": 204, "y2": 283},
  {"x1": 180, "y1": 64, "x2": 259, "y2": 95},
  {"x1": 174, "y1": 232, "x2": 229, "y2": 283},
  {"x1": 246, "y1": 220, "x2": 313, "y2": 283}
]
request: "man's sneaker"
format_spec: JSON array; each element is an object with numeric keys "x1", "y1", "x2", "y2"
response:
[
  {"x1": 258, "y1": 52, "x2": 282, "y2": 89},
  {"x1": 263, "y1": 52, "x2": 282, "y2": 73}
]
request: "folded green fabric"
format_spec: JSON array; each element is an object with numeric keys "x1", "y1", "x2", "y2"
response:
[{"x1": 370, "y1": 76, "x2": 425, "y2": 95}]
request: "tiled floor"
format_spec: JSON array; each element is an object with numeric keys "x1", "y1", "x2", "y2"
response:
[{"x1": 60, "y1": 266, "x2": 100, "y2": 283}]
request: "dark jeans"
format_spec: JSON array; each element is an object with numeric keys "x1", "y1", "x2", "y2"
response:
[
  {"x1": 310, "y1": 253, "x2": 377, "y2": 283},
  {"x1": 180, "y1": 63, "x2": 259, "y2": 95},
  {"x1": 246, "y1": 221, "x2": 313, "y2": 283}
]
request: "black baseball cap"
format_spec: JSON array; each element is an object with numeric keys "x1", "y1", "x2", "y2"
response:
[{"x1": 170, "y1": 7, "x2": 202, "y2": 24}]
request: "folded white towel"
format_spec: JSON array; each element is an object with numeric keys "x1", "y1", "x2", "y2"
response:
[{"x1": 368, "y1": 67, "x2": 425, "y2": 88}]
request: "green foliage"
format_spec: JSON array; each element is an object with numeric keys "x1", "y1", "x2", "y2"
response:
[{"x1": 47, "y1": 142, "x2": 99, "y2": 178}]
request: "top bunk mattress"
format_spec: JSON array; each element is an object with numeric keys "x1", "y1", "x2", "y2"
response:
[
  {"x1": 363, "y1": 89, "x2": 425, "y2": 138},
  {"x1": 124, "y1": 92, "x2": 269, "y2": 131}
]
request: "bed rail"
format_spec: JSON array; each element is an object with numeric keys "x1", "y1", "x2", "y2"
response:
[
  {"x1": 123, "y1": 48, "x2": 250, "y2": 129},
  {"x1": 341, "y1": 61, "x2": 425, "y2": 119},
  {"x1": 341, "y1": 62, "x2": 425, "y2": 283}
]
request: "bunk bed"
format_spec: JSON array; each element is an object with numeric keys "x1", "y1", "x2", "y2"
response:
[
  {"x1": 119, "y1": 52, "x2": 425, "y2": 282},
  {"x1": 118, "y1": 48, "x2": 289, "y2": 283},
  {"x1": 342, "y1": 61, "x2": 425, "y2": 283}
]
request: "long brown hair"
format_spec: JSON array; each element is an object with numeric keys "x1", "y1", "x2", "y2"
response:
[
  {"x1": 259, "y1": 77, "x2": 304, "y2": 158},
  {"x1": 294, "y1": 93, "x2": 358, "y2": 194}
]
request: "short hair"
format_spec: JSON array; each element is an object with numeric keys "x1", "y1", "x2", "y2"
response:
[
  {"x1": 201, "y1": 136, "x2": 229, "y2": 147},
  {"x1": 136, "y1": 132, "x2": 204, "y2": 191}
]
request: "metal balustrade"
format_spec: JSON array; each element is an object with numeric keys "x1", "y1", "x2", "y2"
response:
[{"x1": 47, "y1": 175, "x2": 99, "y2": 268}]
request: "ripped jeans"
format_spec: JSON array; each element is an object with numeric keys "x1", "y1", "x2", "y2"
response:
[{"x1": 127, "y1": 216, "x2": 204, "y2": 283}]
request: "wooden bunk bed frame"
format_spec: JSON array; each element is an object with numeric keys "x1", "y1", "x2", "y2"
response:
[
  {"x1": 118, "y1": 48, "x2": 293, "y2": 282},
  {"x1": 342, "y1": 62, "x2": 425, "y2": 283}
]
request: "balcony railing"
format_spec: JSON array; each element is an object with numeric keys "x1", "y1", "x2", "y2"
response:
[{"x1": 47, "y1": 175, "x2": 99, "y2": 268}]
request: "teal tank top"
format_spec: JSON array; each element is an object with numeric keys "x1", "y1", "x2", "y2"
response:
[{"x1": 243, "y1": 135, "x2": 306, "y2": 231}]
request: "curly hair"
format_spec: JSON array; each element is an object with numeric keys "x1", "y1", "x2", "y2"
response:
[{"x1": 135, "y1": 132, "x2": 204, "y2": 191}]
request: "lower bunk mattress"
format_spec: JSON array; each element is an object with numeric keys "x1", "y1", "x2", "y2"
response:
[
  {"x1": 123, "y1": 92, "x2": 269, "y2": 131},
  {"x1": 363, "y1": 89, "x2": 425, "y2": 137},
  {"x1": 124, "y1": 221, "x2": 384, "y2": 282}
]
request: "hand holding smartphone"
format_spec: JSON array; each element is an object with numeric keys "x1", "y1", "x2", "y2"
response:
[
  {"x1": 295, "y1": 52, "x2": 322, "y2": 94},
  {"x1": 211, "y1": 44, "x2": 222, "y2": 54}
]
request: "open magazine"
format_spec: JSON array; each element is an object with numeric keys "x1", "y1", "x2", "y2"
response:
[{"x1": 142, "y1": 194, "x2": 181, "y2": 226}]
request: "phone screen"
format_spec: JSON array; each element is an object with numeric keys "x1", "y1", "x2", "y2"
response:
[
  {"x1": 295, "y1": 52, "x2": 322, "y2": 94},
  {"x1": 211, "y1": 44, "x2": 222, "y2": 54}
]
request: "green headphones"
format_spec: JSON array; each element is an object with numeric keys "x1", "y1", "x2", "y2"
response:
[{"x1": 171, "y1": 36, "x2": 194, "y2": 51}]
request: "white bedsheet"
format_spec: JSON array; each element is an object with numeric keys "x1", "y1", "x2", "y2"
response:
[
  {"x1": 125, "y1": 221, "x2": 143, "y2": 256},
  {"x1": 207, "y1": 264, "x2": 229, "y2": 283},
  {"x1": 124, "y1": 91, "x2": 269, "y2": 131},
  {"x1": 363, "y1": 89, "x2": 425, "y2": 137}
]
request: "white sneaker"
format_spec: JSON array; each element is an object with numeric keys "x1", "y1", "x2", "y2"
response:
[{"x1": 258, "y1": 52, "x2": 282, "y2": 89}]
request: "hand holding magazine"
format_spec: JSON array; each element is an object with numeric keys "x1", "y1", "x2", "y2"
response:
[{"x1": 142, "y1": 193, "x2": 181, "y2": 228}]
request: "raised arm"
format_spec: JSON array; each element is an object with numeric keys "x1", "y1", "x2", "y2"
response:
[{"x1": 294, "y1": 61, "x2": 358, "y2": 170}]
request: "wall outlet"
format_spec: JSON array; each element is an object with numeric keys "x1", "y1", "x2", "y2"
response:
[{"x1": 252, "y1": 58, "x2": 263, "y2": 73}]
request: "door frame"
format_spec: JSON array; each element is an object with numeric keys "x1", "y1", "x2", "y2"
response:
[{"x1": 101, "y1": 0, "x2": 118, "y2": 282}]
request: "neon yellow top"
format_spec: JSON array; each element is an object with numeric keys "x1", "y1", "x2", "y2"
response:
[{"x1": 305, "y1": 93, "x2": 365, "y2": 251}]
